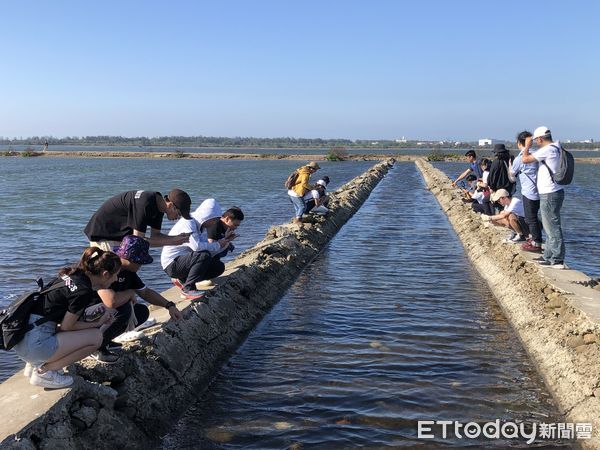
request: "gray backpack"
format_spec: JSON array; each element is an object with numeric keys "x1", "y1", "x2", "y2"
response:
[{"x1": 542, "y1": 144, "x2": 575, "y2": 185}]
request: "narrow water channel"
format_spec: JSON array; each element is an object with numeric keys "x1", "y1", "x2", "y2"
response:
[{"x1": 161, "y1": 163, "x2": 566, "y2": 448}]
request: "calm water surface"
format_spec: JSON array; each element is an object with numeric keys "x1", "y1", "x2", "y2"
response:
[
  {"x1": 0, "y1": 157, "x2": 373, "y2": 381},
  {"x1": 161, "y1": 164, "x2": 566, "y2": 448},
  {"x1": 435, "y1": 161, "x2": 600, "y2": 278}
]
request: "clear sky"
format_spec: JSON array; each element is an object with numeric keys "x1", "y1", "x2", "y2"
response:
[{"x1": 1, "y1": 0, "x2": 598, "y2": 141}]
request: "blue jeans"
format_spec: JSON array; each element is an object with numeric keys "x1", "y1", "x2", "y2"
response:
[
  {"x1": 539, "y1": 190, "x2": 565, "y2": 264},
  {"x1": 289, "y1": 195, "x2": 306, "y2": 219}
]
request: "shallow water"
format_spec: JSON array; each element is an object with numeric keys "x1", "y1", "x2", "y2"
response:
[
  {"x1": 0, "y1": 157, "x2": 373, "y2": 382},
  {"x1": 435, "y1": 161, "x2": 600, "y2": 278},
  {"x1": 160, "y1": 164, "x2": 567, "y2": 448}
]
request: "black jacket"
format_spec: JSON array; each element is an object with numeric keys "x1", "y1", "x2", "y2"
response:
[{"x1": 488, "y1": 150, "x2": 515, "y2": 193}]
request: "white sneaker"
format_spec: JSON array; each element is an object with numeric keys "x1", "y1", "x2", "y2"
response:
[
  {"x1": 30, "y1": 369, "x2": 73, "y2": 389},
  {"x1": 195, "y1": 280, "x2": 215, "y2": 288},
  {"x1": 113, "y1": 330, "x2": 145, "y2": 343},
  {"x1": 135, "y1": 317, "x2": 157, "y2": 331}
]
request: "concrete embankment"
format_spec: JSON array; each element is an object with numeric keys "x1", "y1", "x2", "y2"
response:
[
  {"x1": 0, "y1": 159, "x2": 393, "y2": 449},
  {"x1": 416, "y1": 159, "x2": 600, "y2": 449}
]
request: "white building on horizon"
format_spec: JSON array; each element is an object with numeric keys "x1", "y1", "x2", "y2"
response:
[{"x1": 478, "y1": 138, "x2": 502, "y2": 146}]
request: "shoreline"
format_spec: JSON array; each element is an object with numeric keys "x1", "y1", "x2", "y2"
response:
[{"x1": 1, "y1": 150, "x2": 599, "y2": 164}]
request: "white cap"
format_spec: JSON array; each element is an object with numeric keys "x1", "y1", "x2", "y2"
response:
[
  {"x1": 491, "y1": 189, "x2": 510, "y2": 202},
  {"x1": 532, "y1": 126, "x2": 551, "y2": 139},
  {"x1": 316, "y1": 180, "x2": 327, "y2": 187},
  {"x1": 191, "y1": 198, "x2": 222, "y2": 226}
]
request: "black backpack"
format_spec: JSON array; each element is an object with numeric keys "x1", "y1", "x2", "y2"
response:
[
  {"x1": 542, "y1": 144, "x2": 575, "y2": 185},
  {"x1": 0, "y1": 278, "x2": 65, "y2": 351}
]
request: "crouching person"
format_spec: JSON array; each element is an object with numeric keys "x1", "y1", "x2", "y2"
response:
[
  {"x1": 14, "y1": 248, "x2": 121, "y2": 389},
  {"x1": 482, "y1": 189, "x2": 529, "y2": 243},
  {"x1": 162, "y1": 199, "x2": 236, "y2": 300},
  {"x1": 305, "y1": 179, "x2": 330, "y2": 215},
  {"x1": 94, "y1": 235, "x2": 183, "y2": 362}
]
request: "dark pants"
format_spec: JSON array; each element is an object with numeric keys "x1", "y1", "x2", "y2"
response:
[
  {"x1": 165, "y1": 250, "x2": 225, "y2": 291},
  {"x1": 472, "y1": 200, "x2": 492, "y2": 215},
  {"x1": 102, "y1": 302, "x2": 149, "y2": 349},
  {"x1": 522, "y1": 196, "x2": 543, "y2": 243},
  {"x1": 517, "y1": 215, "x2": 530, "y2": 237}
]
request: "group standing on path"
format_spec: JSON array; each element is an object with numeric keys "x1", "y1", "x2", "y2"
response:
[
  {"x1": 458, "y1": 126, "x2": 571, "y2": 270},
  {"x1": 5, "y1": 160, "x2": 332, "y2": 389}
]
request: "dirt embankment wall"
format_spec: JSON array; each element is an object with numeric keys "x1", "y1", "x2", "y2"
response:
[
  {"x1": 0, "y1": 159, "x2": 394, "y2": 449},
  {"x1": 416, "y1": 159, "x2": 600, "y2": 449}
]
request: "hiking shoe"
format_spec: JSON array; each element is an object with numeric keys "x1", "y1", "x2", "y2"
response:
[
  {"x1": 30, "y1": 369, "x2": 73, "y2": 389},
  {"x1": 24, "y1": 362, "x2": 33, "y2": 378},
  {"x1": 180, "y1": 289, "x2": 205, "y2": 300},
  {"x1": 106, "y1": 340, "x2": 123, "y2": 349},
  {"x1": 171, "y1": 278, "x2": 184, "y2": 290},
  {"x1": 89, "y1": 349, "x2": 120, "y2": 364},
  {"x1": 522, "y1": 241, "x2": 542, "y2": 252},
  {"x1": 550, "y1": 262, "x2": 566, "y2": 269}
]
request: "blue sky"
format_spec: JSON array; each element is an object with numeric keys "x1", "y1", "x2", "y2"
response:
[{"x1": 1, "y1": 0, "x2": 598, "y2": 140}]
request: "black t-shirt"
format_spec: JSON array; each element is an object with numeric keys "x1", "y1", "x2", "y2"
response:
[
  {"x1": 30, "y1": 272, "x2": 96, "y2": 320},
  {"x1": 110, "y1": 270, "x2": 146, "y2": 292},
  {"x1": 84, "y1": 190, "x2": 164, "y2": 241},
  {"x1": 204, "y1": 220, "x2": 227, "y2": 241}
]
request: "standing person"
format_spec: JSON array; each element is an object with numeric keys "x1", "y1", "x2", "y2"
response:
[
  {"x1": 287, "y1": 161, "x2": 321, "y2": 225},
  {"x1": 14, "y1": 248, "x2": 121, "y2": 388},
  {"x1": 84, "y1": 189, "x2": 192, "y2": 251},
  {"x1": 451, "y1": 150, "x2": 482, "y2": 187},
  {"x1": 520, "y1": 126, "x2": 566, "y2": 269},
  {"x1": 511, "y1": 131, "x2": 543, "y2": 253},
  {"x1": 488, "y1": 144, "x2": 515, "y2": 194},
  {"x1": 161, "y1": 199, "x2": 234, "y2": 299},
  {"x1": 94, "y1": 235, "x2": 183, "y2": 362}
]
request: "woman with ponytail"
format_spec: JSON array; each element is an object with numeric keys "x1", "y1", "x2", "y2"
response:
[{"x1": 14, "y1": 247, "x2": 122, "y2": 389}]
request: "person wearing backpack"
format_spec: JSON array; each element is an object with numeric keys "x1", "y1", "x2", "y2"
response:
[
  {"x1": 287, "y1": 161, "x2": 320, "y2": 225},
  {"x1": 511, "y1": 131, "x2": 543, "y2": 253},
  {"x1": 13, "y1": 247, "x2": 121, "y2": 388},
  {"x1": 521, "y1": 126, "x2": 566, "y2": 269}
]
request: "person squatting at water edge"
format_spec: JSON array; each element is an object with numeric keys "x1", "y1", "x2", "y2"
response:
[
  {"x1": 287, "y1": 161, "x2": 321, "y2": 226},
  {"x1": 13, "y1": 248, "x2": 121, "y2": 389},
  {"x1": 511, "y1": 130, "x2": 544, "y2": 253},
  {"x1": 303, "y1": 179, "x2": 330, "y2": 215},
  {"x1": 520, "y1": 126, "x2": 567, "y2": 269},
  {"x1": 84, "y1": 188, "x2": 193, "y2": 251},
  {"x1": 93, "y1": 235, "x2": 183, "y2": 364},
  {"x1": 161, "y1": 199, "x2": 241, "y2": 300},
  {"x1": 481, "y1": 189, "x2": 529, "y2": 243},
  {"x1": 451, "y1": 150, "x2": 483, "y2": 187}
]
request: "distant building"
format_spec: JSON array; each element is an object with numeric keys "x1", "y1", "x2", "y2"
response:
[
  {"x1": 478, "y1": 138, "x2": 502, "y2": 146},
  {"x1": 581, "y1": 139, "x2": 594, "y2": 144},
  {"x1": 395, "y1": 136, "x2": 408, "y2": 143}
]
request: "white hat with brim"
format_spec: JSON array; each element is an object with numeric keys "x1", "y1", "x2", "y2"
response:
[
  {"x1": 532, "y1": 126, "x2": 551, "y2": 139},
  {"x1": 491, "y1": 189, "x2": 510, "y2": 202}
]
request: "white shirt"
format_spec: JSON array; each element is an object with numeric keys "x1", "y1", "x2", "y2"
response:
[
  {"x1": 302, "y1": 189, "x2": 320, "y2": 202},
  {"x1": 504, "y1": 197, "x2": 525, "y2": 218},
  {"x1": 160, "y1": 218, "x2": 220, "y2": 269},
  {"x1": 533, "y1": 142, "x2": 564, "y2": 194},
  {"x1": 481, "y1": 170, "x2": 489, "y2": 185}
]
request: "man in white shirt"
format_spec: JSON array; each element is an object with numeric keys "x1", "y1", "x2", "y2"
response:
[
  {"x1": 520, "y1": 126, "x2": 565, "y2": 269},
  {"x1": 481, "y1": 189, "x2": 529, "y2": 243}
]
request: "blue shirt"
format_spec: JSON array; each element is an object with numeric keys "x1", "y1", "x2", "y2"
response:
[
  {"x1": 470, "y1": 160, "x2": 483, "y2": 178},
  {"x1": 512, "y1": 152, "x2": 539, "y2": 201}
]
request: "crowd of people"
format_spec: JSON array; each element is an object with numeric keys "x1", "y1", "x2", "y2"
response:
[
  {"x1": 11, "y1": 162, "x2": 332, "y2": 389},
  {"x1": 454, "y1": 126, "x2": 567, "y2": 270}
]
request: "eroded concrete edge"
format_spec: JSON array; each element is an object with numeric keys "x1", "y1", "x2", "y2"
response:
[
  {"x1": 0, "y1": 159, "x2": 395, "y2": 450},
  {"x1": 416, "y1": 158, "x2": 600, "y2": 449}
]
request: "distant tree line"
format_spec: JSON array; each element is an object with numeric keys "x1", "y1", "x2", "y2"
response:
[{"x1": 0, "y1": 136, "x2": 596, "y2": 150}]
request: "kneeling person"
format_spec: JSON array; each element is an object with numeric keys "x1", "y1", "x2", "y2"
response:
[
  {"x1": 482, "y1": 189, "x2": 529, "y2": 243},
  {"x1": 95, "y1": 236, "x2": 183, "y2": 363}
]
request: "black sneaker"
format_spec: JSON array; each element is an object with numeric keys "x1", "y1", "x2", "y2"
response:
[
  {"x1": 89, "y1": 349, "x2": 120, "y2": 364},
  {"x1": 533, "y1": 256, "x2": 546, "y2": 262},
  {"x1": 106, "y1": 341, "x2": 123, "y2": 350}
]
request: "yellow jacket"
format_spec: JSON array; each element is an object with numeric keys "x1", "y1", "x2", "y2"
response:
[{"x1": 291, "y1": 166, "x2": 312, "y2": 196}]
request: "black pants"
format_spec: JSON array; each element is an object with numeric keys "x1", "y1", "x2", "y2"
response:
[
  {"x1": 472, "y1": 200, "x2": 492, "y2": 215},
  {"x1": 164, "y1": 250, "x2": 225, "y2": 291},
  {"x1": 522, "y1": 196, "x2": 543, "y2": 243},
  {"x1": 102, "y1": 302, "x2": 149, "y2": 349}
]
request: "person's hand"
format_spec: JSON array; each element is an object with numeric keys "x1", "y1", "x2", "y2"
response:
[
  {"x1": 451, "y1": 181, "x2": 456, "y2": 187},
  {"x1": 97, "y1": 310, "x2": 115, "y2": 326},
  {"x1": 172, "y1": 233, "x2": 190, "y2": 245},
  {"x1": 224, "y1": 229, "x2": 237, "y2": 240},
  {"x1": 481, "y1": 214, "x2": 491, "y2": 222},
  {"x1": 168, "y1": 305, "x2": 183, "y2": 321}
]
